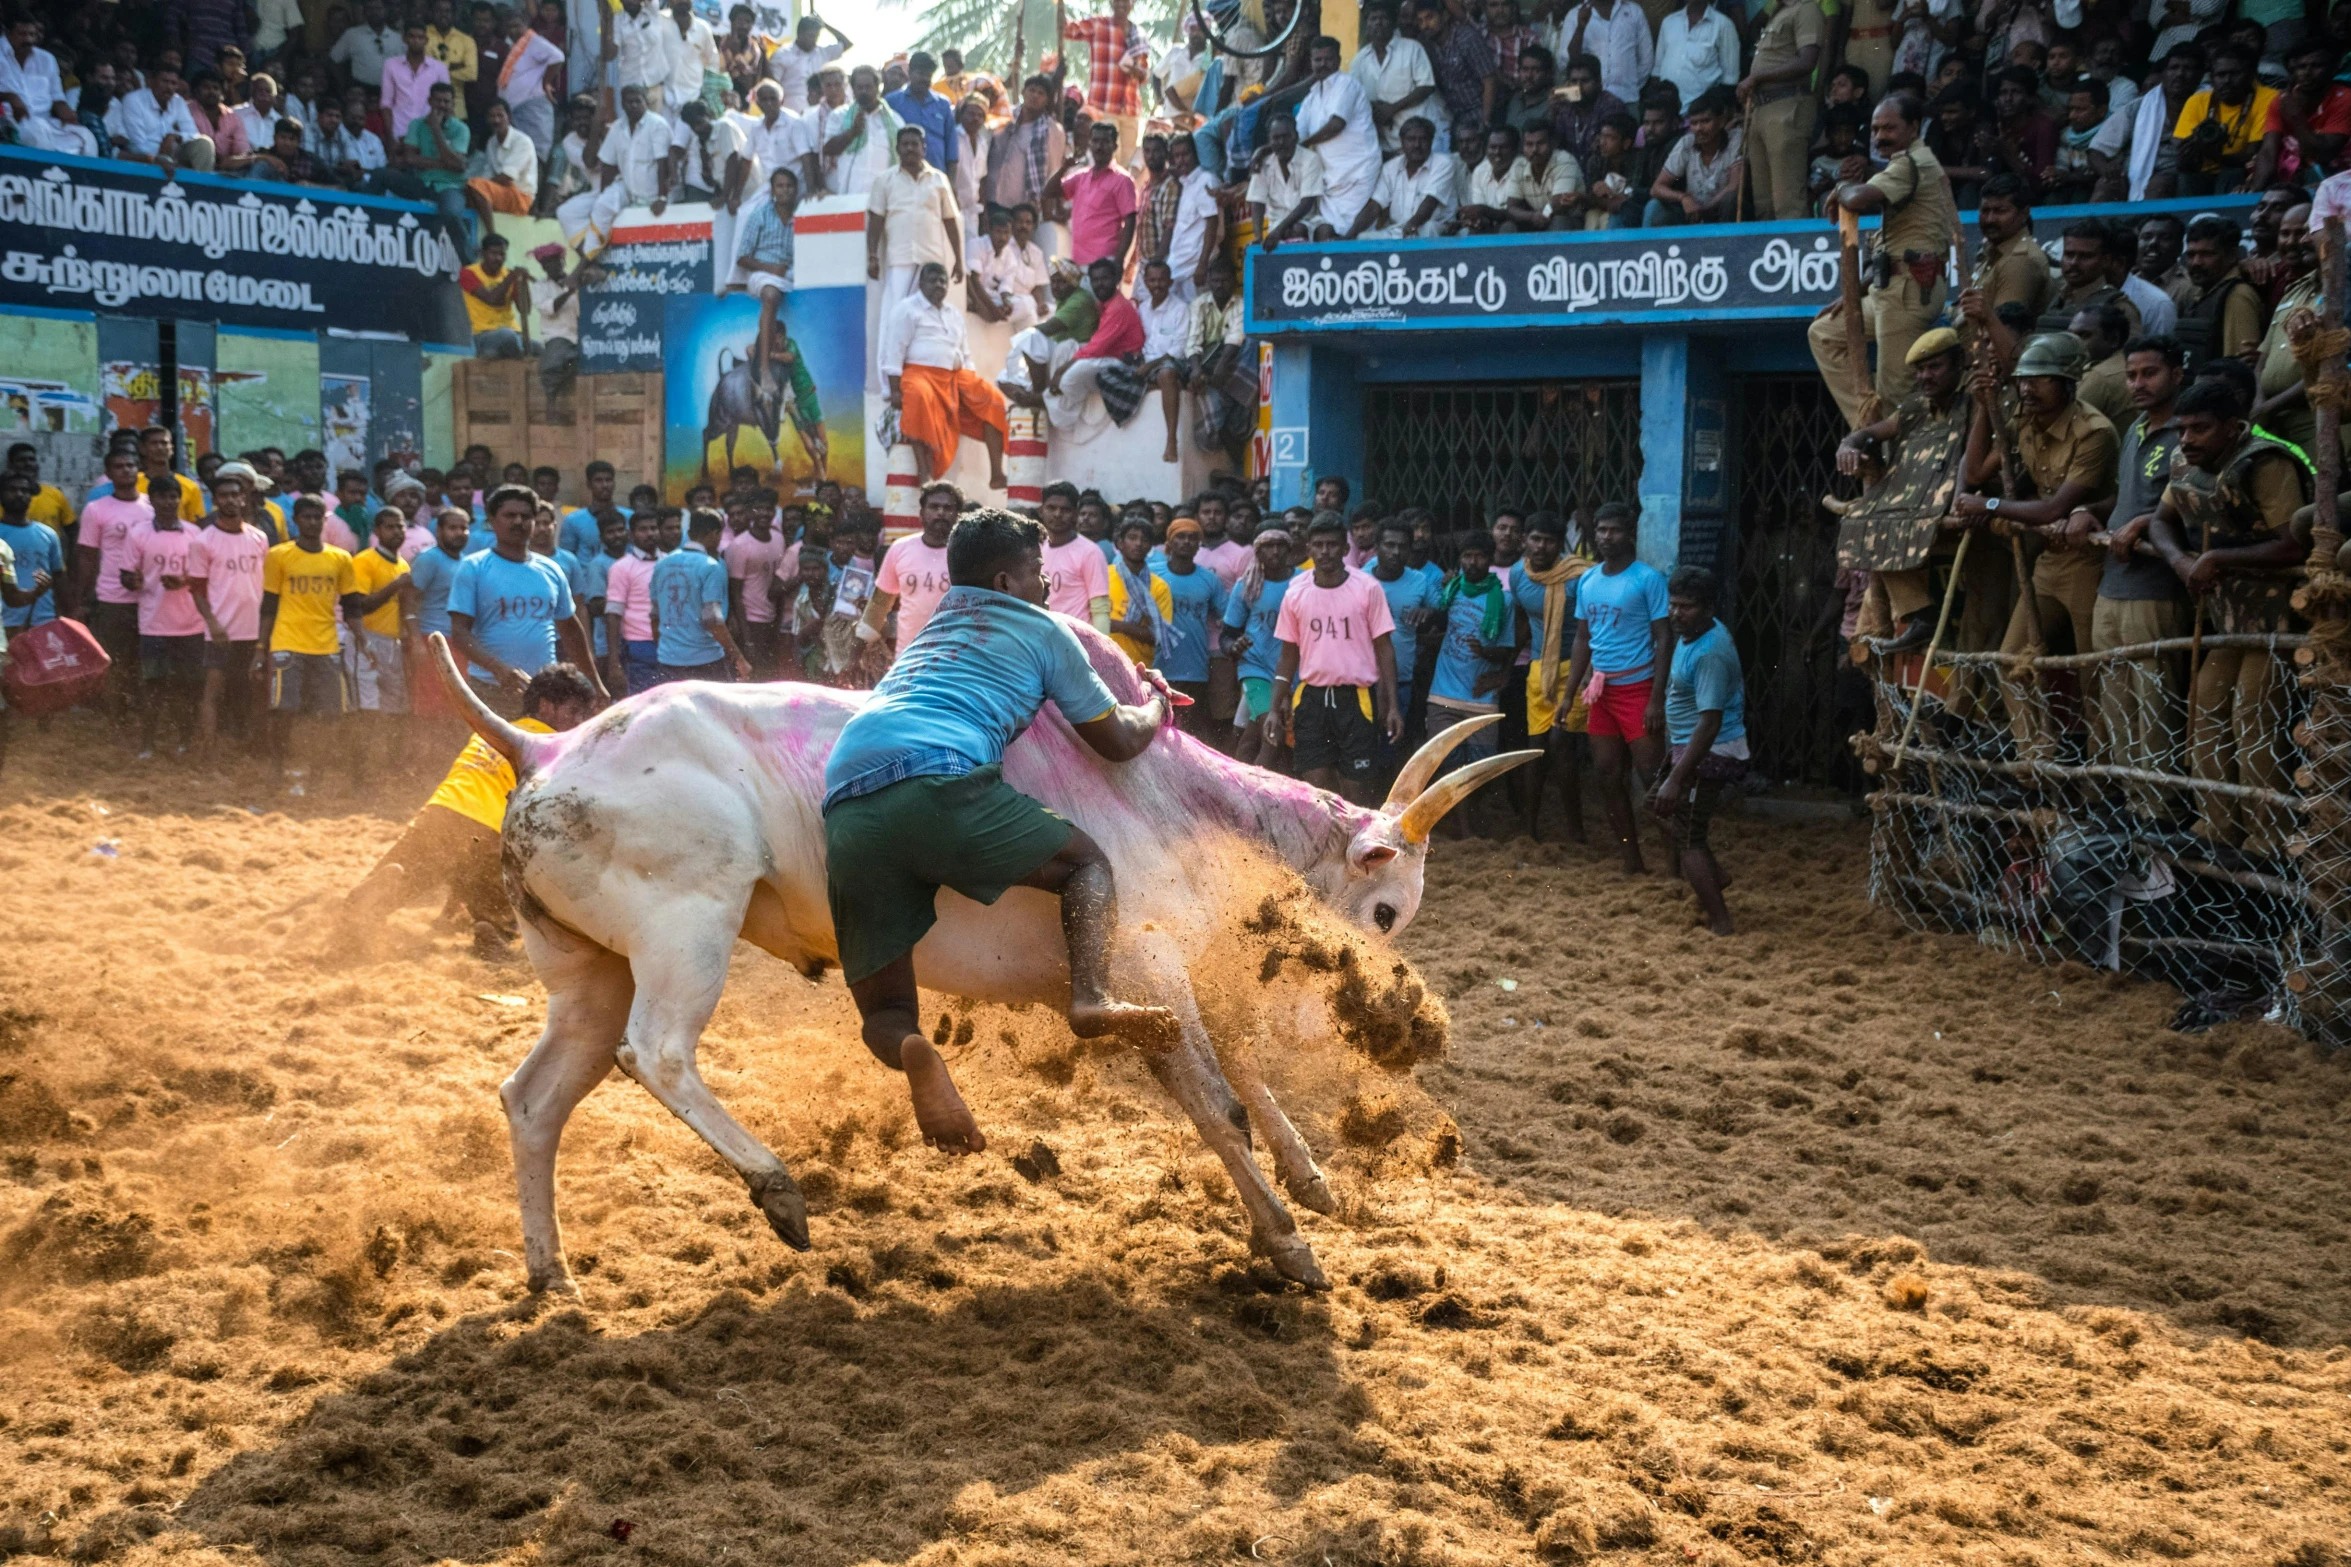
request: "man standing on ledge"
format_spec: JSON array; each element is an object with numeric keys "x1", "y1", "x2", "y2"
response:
[
  {"x1": 1810, "y1": 93, "x2": 1956, "y2": 429},
  {"x1": 822, "y1": 508, "x2": 1177, "y2": 1153}
]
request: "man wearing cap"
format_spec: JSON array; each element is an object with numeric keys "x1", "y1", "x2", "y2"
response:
[
  {"x1": 1954, "y1": 331, "x2": 2119, "y2": 760},
  {"x1": 1832, "y1": 326, "x2": 1977, "y2": 654},
  {"x1": 1812, "y1": 94, "x2": 1958, "y2": 430},
  {"x1": 527, "y1": 242, "x2": 587, "y2": 399}
]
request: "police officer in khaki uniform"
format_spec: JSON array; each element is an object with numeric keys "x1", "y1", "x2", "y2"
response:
[
  {"x1": 1953, "y1": 332, "x2": 2120, "y2": 760},
  {"x1": 1737, "y1": 0, "x2": 1824, "y2": 221},
  {"x1": 1840, "y1": 0, "x2": 1900, "y2": 99},
  {"x1": 1811, "y1": 92, "x2": 1957, "y2": 429},
  {"x1": 1834, "y1": 327, "x2": 1972, "y2": 651}
]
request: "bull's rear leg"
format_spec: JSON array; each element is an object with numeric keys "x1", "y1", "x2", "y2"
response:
[
  {"x1": 504, "y1": 921, "x2": 634, "y2": 1295},
  {"x1": 1226, "y1": 1045, "x2": 1338, "y2": 1216},
  {"x1": 617, "y1": 898, "x2": 811, "y2": 1251}
]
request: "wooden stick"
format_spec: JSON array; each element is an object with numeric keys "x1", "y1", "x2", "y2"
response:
[
  {"x1": 1873, "y1": 794, "x2": 2048, "y2": 826},
  {"x1": 2316, "y1": 217, "x2": 2346, "y2": 568},
  {"x1": 1864, "y1": 739, "x2": 2312, "y2": 811},
  {"x1": 1838, "y1": 207, "x2": 1872, "y2": 428},
  {"x1": 1889, "y1": 530, "x2": 1971, "y2": 771},
  {"x1": 1935, "y1": 631, "x2": 2307, "y2": 668}
]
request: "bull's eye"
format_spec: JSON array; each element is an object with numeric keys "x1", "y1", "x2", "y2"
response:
[{"x1": 1374, "y1": 903, "x2": 1397, "y2": 933}]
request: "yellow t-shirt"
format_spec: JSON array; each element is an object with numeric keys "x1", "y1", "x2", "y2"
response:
[
  {"x1": 136, "y1": 471, "x2": 207, "y2": 518},
  {"x1": 349, "y1": 545, "x2": 410, "y2": 636},
  {"x1": 1106, "y1": 566, "x2": 1175, "y2": 667},
  {"x1": 26, "y1": 484, "x2": 71, "y2": 533},
  {"x1": 258, "y1": 498, "x2": 290, "y2": 542},
  {"x1": 428, "y1": 718, "x2": 554, "y2": 830},
  {"x1": 262, "y1": 541, "x2": 357, "y2": 654},
  {"x1": 2173, "y1": 85, "x2": 2279, "y2": 159}
]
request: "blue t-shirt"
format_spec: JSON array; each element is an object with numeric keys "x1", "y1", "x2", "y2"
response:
[
  {"x1": 0, "y1": 519, "x2": 63, "y2": 627},
  {"x1": 1153, "y1": 563, "x2": 1228, "y2": 684},
  {"x1": 447, "y1": 548, "x2": 575, "y2": 680},
  {"x1": 1666, "y1": 619, "x2": 1746, "y2": 750},
  {"x1": 546, "y1": 546, "x2": 589, "y2": 604},
  {"x1": 561, "y1": 503, "x2": 630, "y2": 560},
  {"x1": 651, "y1": 547, "x2": 729, "y2": 667},
  {"x1": 824, "y1": 585, "x2": 1121, "y2": 809},
  {"x1": 465, "y1": 516, "x2": 498, "y2": 555},
  {"x1": 885, "y1": 86, "x2": 958, "y2": 169},
  {"x1": 581, "y1": 548, "x2": 619, "y2": 657},
  {"x1": 406, "y1": 544, "x2": 467, "y2": 636},
  {"x1": 1416, "y1": 560, "x2": 1444, "y2": 588},
  {"x1": 1220, "y1": 573, "x2": 1294, "y2": 682},
  {"x1": 1573, "y1": 560, "x2": 1670, "y2": 680},
  {"x1": 1373, "y1": 566, "x2": 1441, "y2": 685},
  {"x1": 1428, "y1": 577, "x2": 1516, "y2": 706}
]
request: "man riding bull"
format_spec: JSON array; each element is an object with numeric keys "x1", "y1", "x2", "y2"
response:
[{"x1": 820, "y1": 508, "x2": 1177, "y2": 1154}]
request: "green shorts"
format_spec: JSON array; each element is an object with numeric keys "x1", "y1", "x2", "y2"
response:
[
  {"x1": 823, "y1": 764, "x2": 1074, "y2": 984},
  {"x1": 1235, "y1": 676, "x2": 1274, "y2": 727}
]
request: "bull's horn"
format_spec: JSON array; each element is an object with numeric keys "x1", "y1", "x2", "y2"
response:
[
  {"x1": 1396, "y1": 750, "x2": 1545, "y2": 844},
  {"x1": 1385, "y1": 714, "x2": 1505, "y2": 810}
]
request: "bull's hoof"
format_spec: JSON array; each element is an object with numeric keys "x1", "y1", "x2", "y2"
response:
[
  {"x1": 1255, "y1": 1230, "x2": 1331, "y2": 1292},
  {"x1": 749, "y1": 1169, "x2": 811, "y2": 1251},
  {"x1": 527, "y1": 1270, "x2": 581, "y2": 1298},
  {"x1": 1285, "y1": 1170, "x2": 1340, "y2": 1217}
]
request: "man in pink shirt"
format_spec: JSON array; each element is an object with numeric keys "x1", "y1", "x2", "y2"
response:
[
  {"x1": 122, "y1": 478, "x2": 208, "y2": 759},
  {"x1": 1036, "y1": 480, "x2": 1111, "y2": 631},
  {"x1": 1193, "y1": 492, "x2": 1250, "y2": 587},
  {"x1": 186, "y1": 460, "x2": 276, "y2": 760},
  {"x1": 74, "y1": 446, "x2": 153, "y2": 725},
  {"x1": 1043, "y1": 121, "x2": 1137, "y2": 270},
  {"x1": 1267, "y1": 511, "x2": 1401, "y2": 804},
  {"x1": 379, "y1": 22, "x2": 451, "y2": 138},
  {"x1": 602, "y1": 511, "x2": 662, "y2": 695},
  {"x1": 722, "y1": 490, "x2": 788, "y2": 677},
  {"x1": 860, "y1": 481, "x2": 959, "y2": 668},
  {"x1": 1044, "y1": 255, "x2": 1144, "y2": 434}
]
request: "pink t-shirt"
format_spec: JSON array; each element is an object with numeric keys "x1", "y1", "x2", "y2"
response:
[
  {"x1": 1041, "y1": 534, "x2": 1110, "y2": 620},
  {"x1": 1274, "y1": 569, "x2": 1396, "y2": 690},
  {"x1": 1196, "y1": 538, "x2": 1249, "y2": 589},
  {"x1": 1063, "y1": 164, "x2": 1139, "y2": 266},
  {"x1": 82, "y1": 495, "x2": 154, "y2": 605},
  {"x1": 322, "y1": 513, "x2": 364, "y2": 554},
  {"x1": 125, "y1": 520, "x2": 206, "y2": 637},
  {"x1": 604, "y1": 551, "x2": 657, "y2": 641},
  {"x1": 185, "y1": 522, "x2": 271, "y2": 642},
  {"x1": 877, "y1": 534, "x2": 953, "y2": 646},
  {"x1": 723, "y1": 528, "x2": 788, "y2": 623},
  {"x1": 398, "y1": 523, "x2": 436, "y2": 562}
]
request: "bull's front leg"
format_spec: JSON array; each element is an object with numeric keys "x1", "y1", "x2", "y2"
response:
[
  {"x1": 1137, "y1": 963, "x2": 1328, "y2": 1291},
  {"x1": 1224, "y1": 1042, "x2": 1338, "y2": 1217}
]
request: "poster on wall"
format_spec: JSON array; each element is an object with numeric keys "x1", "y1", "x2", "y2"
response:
[
  {"x1": 322, "y1": 373, "x2": 370, "y2": 479},
  {"x1": 579, "y1": 231, "x2": 713, "y2": 374},
  {"x1": 215, "y1": 331, "x2": 320, "y2": 457},
  {"x1": 661, "y1": 285, "x2": 863, "y2": 502},
  {"x1": 0, "y1": 314, "x2": 101, "y2": 433}
]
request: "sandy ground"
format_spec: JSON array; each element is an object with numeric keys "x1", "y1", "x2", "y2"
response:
[{"x1": 2, "y1": 715, "x2": 2349, "y2": 1567}]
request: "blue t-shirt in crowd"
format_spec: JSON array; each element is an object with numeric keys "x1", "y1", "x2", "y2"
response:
[
  {"x1": 824, "y1": 585, "x2": 1120, "y2": 809},
  {"x1": 580, "y1": 548, "x2": 619, "y2": 657},
  {"x1": 1221, "y1": 573, "x2": 1294, "y2": 682},
  {"x1": 0, "y1": 519, "x2": 63, "y2": 627},
  {"x1": 651, "y1": 546, "x2": 729, "y2": 667},
  {"x1": 1573, "y1": 560, "x2": 1670, "y2": 680},
  {"x1": 1427, "y1": 577, "x2": 1516, "y2": 706},
  {"x1": 561, "y1": 503, "x2": 630, "y2": 560},
  {"x1": 1152, "y1": 563, "x2": 1228, "y2": 684},
  {"x1": 465, "y1": 516, "x2": 499, "y2": 555},
  {"x1": 1373, "y1": 565, "x2": 1441, "y2": 685},
  {"x1": 546, "y1": 546, "x2": 589, "y2": 604},
  {"x1": 406, "y1": 543, "x2": 468, "y2": 636},
  {"x1": 447, "y1": 548, "x2": 575, "y2": 680},
  {"x1": 885, "y1": 85, "x2": 958, "y2": 170},
  {"x1": 1666, "y1": 619, "x2": 1747, "y2": 750}
]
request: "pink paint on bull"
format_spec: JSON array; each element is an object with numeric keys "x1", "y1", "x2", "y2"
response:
[{"x1": 418, "y1": 623, "x2": 1536, "y2": 1299}]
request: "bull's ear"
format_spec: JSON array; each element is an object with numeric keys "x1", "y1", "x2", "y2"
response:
[
  {"x1": 1358, "y1": 844, "x2": 1399, "y2": 869},
  {"x1": 1348, "y1": 823, "x2": 1404, "y2": 871}
]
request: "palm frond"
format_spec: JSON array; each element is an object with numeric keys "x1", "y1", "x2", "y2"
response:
[{"x1": 882, "y1": 0, "x2": 1190, "y2": 75}]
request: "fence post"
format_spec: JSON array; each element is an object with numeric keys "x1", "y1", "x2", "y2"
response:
[{"x1": 2288, "y1": 217, "x2": 2351, "y2": 1032}]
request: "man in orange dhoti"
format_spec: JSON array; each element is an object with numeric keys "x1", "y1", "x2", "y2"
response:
[{"x1": 880, "y1": 261, "x2": 1010, "y2": 489}]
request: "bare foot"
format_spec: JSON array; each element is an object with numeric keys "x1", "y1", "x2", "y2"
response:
[
  {"x1": 1067, "y1": 997, "x2": 1181, "y2": 1054},
  {"x1": 1161, "y1": 442, "x2": 1179, "y2": 464},
  {"x1": 988, "y1": 467, "x2": 1009, "y2": 490},
  {"x1": 901, "y1": 1037, "x2": 985, "y2": 1154}
]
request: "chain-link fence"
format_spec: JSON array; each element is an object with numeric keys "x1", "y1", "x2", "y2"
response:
[{"x1": 1855, "y1": 628, "x2": 2344, "y2": 1036}]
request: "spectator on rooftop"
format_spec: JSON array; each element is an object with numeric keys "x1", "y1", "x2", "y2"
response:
[
  {"x1": 1409, "y1": 0, "x2": 1497, "y2": 149},
  {"x1": 1653, "y1": 0, "x2": 1740, "y2": 113},
  {"x1": 1350, "y1": 3, "x2": 1437, "y2": 158},
  {"x1": 1552, "y1": 0, "x2": 1652, "y2": 108},
  {"x1": 1549, "y1": 51, "x2": 1624, "y2": 164},
  {"x1": 1645, "y1": 83, "x2": 1742, "y2": 226}
]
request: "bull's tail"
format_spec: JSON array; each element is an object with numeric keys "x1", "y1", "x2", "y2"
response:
[{"x1": 426, "y1": 632, "x2": 553, "y2": 779}]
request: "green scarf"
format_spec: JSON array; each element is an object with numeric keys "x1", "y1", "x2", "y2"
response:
[{"x1": 1438, "y1": 569, "x2": 1508, "y2": 644}]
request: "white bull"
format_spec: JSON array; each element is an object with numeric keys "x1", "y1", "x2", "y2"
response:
[{"x1": 427, "y1": 627, "x2": 1532, "y2": 1293}]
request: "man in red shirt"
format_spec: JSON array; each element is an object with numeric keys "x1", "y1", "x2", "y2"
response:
[
  {"x1": 2252, "y1": 37, "x2": 2351, "y2": 189},
  {"x1": 1059, "y1": 0, "x2": 1146, "y2": 164},
  {"x1": 1042, "y1": 256, "x2": 1139, "y2": 435}
]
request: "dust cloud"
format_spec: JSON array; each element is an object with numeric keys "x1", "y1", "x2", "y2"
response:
[{"x1": 1, "y1": 724, "x2": 2347, "y2": 1567}]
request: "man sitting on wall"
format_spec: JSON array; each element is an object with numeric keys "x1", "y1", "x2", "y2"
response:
[{"x1": 880, "y1": 260, "x2": 1010, "y2": 490}]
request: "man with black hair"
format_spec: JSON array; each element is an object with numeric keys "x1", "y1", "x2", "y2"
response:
[
  {"x1": 2162, "y1": 43, "x2": 2275, "y2": 197},
  {"x1": 2089, "y1": 334, "x2": 2189, "y2": 798},
  {"x1": 1956, "y1": 174, "x2": 2051, "y2": 349},
  {"x1": 652, "y1": 509, "x2": 753, "y2": 683},
  {"x1": 821, "y1": 507, "x2": 1177, "y2": 1155},
  {"x1": 1562, "y1": 503, "x2": 1668, "y2": 872},
  {"x1": 2103, "y1": 218, "x2": 2177, "y2": 339},
  {"x1": 1512, "y1": 510, "x2": 1592, "y2": 842},
  {"x1": 2149, "y1": 378, "x2": 2311, "y2": 855},
  {"x1": 2070, "y1": 302, "x2": 2135, "y2": 432},
  {"x1": 2039, "y1": 221, "x2": 2140, "y2": 340},
  {"x1": 1266, "y1": 512, "x2": 1401, "y2": 804},
  {"x1": 1651, "y1": 565, "x2": 1744, "y2": 936},
  {"x1": 2175, "y1": 214, "x2": 2267, "y2": 372},
  {"x1": 338, "y1": 663, "x2": 600, "y2": 957},
  {"x1": 448, "y1": 483, "x2": 605, "y2": 717}
]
